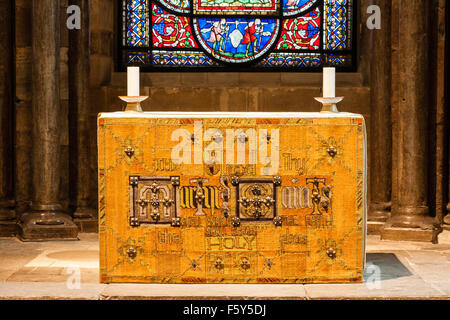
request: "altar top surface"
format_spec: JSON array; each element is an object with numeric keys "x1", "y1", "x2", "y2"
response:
[{"x1": 99, "y1": 112, "x2": 365, "y2": 119}]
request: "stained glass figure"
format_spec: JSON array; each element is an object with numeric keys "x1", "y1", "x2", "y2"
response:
[{"x1": 120, "y1": 0, "x2": 354, "y2": 71}]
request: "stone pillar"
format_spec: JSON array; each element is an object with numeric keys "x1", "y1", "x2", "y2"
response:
[
  {"x1": 357, "y1": 0, "x2": 373, "y2": 86},
  {"x1": 0, "y1": 0, "x2": 16, "y2": 236},
  {"x1": 382, "y1": 0, "x2": 440, "y2": 242},
  {"x1": 434, "y1": 0, "x2": 448, "y2": 232},
  {"x1": 446, "y1": 168, "x2": 450, "y2": 231},
  {"x1": 368, "y1": 0, "x2": 392, "y2": 235},
  {"x1": 446, "y1": 176, "x2": 450, "y2": 229},
  {"x1": 17, "y1": 0, "x2": 78, "y2": 241},
  {"x1": 445, "y1": 0, "x2": 450, "y2": 231},
  {"x1": 69, "y1": 0, "x2": 96, "y2": 232}
]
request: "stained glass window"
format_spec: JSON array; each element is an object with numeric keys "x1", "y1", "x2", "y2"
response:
[{"x1": 119, "y1": 0, "x2": 355, "y2": 71}]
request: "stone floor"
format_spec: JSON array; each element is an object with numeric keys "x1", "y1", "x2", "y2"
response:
[{"x1": 0, "y1": 232, "x2": 449, "y2": 300}]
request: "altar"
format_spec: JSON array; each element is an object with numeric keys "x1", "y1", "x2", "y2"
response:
[{"x1": 98, "y1": 110, "x2": 366, "y2": 284}]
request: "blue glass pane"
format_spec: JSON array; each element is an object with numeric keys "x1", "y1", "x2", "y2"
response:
[{"x1": 126, "y1": 0, "x2": 149, "y2": 47}]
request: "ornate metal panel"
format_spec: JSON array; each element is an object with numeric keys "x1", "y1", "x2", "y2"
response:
[
  {"x1": 129, "y1": 176, "x2": 180, "y2": 226},
  {"x1": 232, "y1": 176, "x2": 280, "y2": 222}
]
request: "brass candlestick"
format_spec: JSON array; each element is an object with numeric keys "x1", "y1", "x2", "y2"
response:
[
  {"x1": 314, "y1": 97, "x2": 344, "y2": 113},
  {"x1": 119, "y1": 96, "x2": 148, "y2": 112}
]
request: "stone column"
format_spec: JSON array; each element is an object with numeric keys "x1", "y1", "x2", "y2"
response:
[
  {"x1": 368, "y1": 0, "x2": 392, "y2": 235},
  {"x1": 446, "y1": 169, "x2": 450, "y2": 231},
  {"x1": 357, "y1": 0, "x2": 373, "y2": 86},
  {"x1": 17, "y1": 0, "x2": 78, "y2": 241},
  {"x1": 382, "y1": 0, "x2": 440, "y2": 242},
  {"x1": 0, "y1": 0, "x2": 16, "y2": 236},
  {"x1": 445, "y1": 0, "x2": 450, "y2": 231},
  {"x1": 435, "y1": 0, "x2": 448, "y2": 232},
  {"x1": 69, "y1": 0, "x2": 96, "y2": 231},
  {"x1": 446, "y1": 176, "x2": 450, "y2": 230}
]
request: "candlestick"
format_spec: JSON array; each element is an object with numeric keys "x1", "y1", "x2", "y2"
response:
[
  {"x1": 323, "y1": 67, "x2": 336, "y2": 98},
  {"x1": 127, "y1": 66, "x2": 140, "y2": 97},
  {"x1": 314, "y1": 97, "x2": 344, "y2": 113},
  {"x1": 120, "y1": 66, "x2": 147, "y2": 112},
  {"x1": 119, "y1": 96, "x2": 148, "y2": 112},
  {"x1": 314, "y1": 67, "x2": 343, "y2": 113}
]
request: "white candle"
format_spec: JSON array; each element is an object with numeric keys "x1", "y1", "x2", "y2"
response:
[
  {"x1": 127, "y1": 66, "x2": 140, "y2": 96},
  {"x1": 323, "y1": 67, "x2": 336, "y2": 98}
]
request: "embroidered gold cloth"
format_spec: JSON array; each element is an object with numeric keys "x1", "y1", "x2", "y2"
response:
[{"x1": 98, "y1": 112, "x2": 366, "y2": 283}]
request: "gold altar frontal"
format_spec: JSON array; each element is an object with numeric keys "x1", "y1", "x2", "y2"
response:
[{"x1": 98, "y1": 112, "x2": 367, "y2": 284}]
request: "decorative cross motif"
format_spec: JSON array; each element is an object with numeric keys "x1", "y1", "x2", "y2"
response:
[
  {"x1": 171, "y1": 217, "x2": 181, "y2": 227},
  {"x1": 240, "y1": 257, "x2": 251, "y2": 271},
  {"x1": 327, "y1": 145, "x2": 337, "y2": 158},
  {"x1": 264, "y1": 259, "x2": 274, "y2": 270},
  {"x1": 273, "y1": 216, "x2": 282, "y2": 227},
  {"x1": 326, "y1": 247, "x2": 337, "y2": 259},
  {"x1": 118, "y1": 238, "x2": 145, "y2": 265},
  {"x1": 129, "y1": 217, "x2": 139, "y2": 227},
  {"x1": 238, "y1": 184, "x2": 275, "y2": 219},
  {"x1": 171, "y1": 176, "x2": 180, "y2": 186},
  {"x1": 273, "y1": 176, "x2": 282, "y2": 186},
  {"x1": 129, "y1": 176, "x2": 180, "y2": 226},
  {"x1": 136, "y1": 181, "x2": 174, "y2": 222},
  {"x1": 124, "y1": 146, "x2": 134, "y2": 158},
  {"x1": 234, "y1": 177, "x2": 279, "y2": 222},
  {"x1": 126, "y1": 247, "x2": 137, "y2": 259},
  {"x1": 214, "y1": 258, "x2": 224, "y2": 270},
  {"x1": 129, "y1": 176, "x2": 139, "y2": 187},
  {"x1": 190, "y1": 178, "x2": 209, "y2": 216}
]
